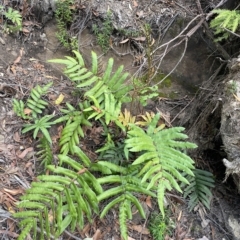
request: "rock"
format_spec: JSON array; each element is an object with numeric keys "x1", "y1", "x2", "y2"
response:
[
  {"x1": 228, "y1": 215, "x2": 240, "y2": 240},
  {"x1": 30, "y1": 0, "x2": 56, "y2": 24},
  {"x1": 31, "y1": 0, "x2": 57, "y2": 12},
  {"x1": 220, "y1": 58, "x2": 240, "y2": 192}
]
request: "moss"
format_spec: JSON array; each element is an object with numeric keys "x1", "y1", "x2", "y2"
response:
[
  {"x1": 151, "y1": 73, "x2": 172, "y2": 88},
  {"x1": 158, "y1": 91, "x2": 177, "y2": 99}
]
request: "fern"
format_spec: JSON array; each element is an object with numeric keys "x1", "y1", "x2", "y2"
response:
[
  {"x1": 14, "y1": 51, "x2": 211, "y2": 240},
  {"x1": 48, "y1": 51, "x2": 132, "y2": 125},
  {"x1": 36, "y1": 136, "x2": 53, "y2": 169},
  {"x1": 13, "y1": 82, "x2": 52, "y2": 120},
  {"x1": 181, "y1": 169, "x2": 215, "y2": 211},
  {"x1": 13, "y1": 99, "x2": 30, "y2": 119},
  {"x1": 54, "y1": 102, "x2": 92, "y2": 155},
  {"x1": 210, "y1": 9, "x2": 240, "y2": 41},
  {"x1": 94, "y1": 162, "x2": 156, "y2": 240},
  {"x1": 125, "y1": 113, "x2": 197, "y2": 217},
  {"x1": 22, "y1": 115, "x2": 55, "y2": 143},
  {"x1": 14, "y1": 146, "x2": 102, "y2": 239},
  {"x1": 26, "y1": 82, "x2": 52, "y2": 118}
]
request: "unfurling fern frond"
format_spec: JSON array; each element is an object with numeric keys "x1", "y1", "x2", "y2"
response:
[
  {"x1": 36, "y1": 136, "x2": 53, "y2": 169},
  {"x1": 14, "y1": 146, "x2": 102, "y2": 239},
  {"x1": 182, "y1": 168, "x2": 215, "y2": 211},
  {"x1": 210, "y1": 9, "x2": 240, "y2": 41},
  {"x1": 26, "y1": 82, "x2": 52, "y2": 118},
  {"x1": 125, "y1": 113, "x2": 197, "y2": 217}
]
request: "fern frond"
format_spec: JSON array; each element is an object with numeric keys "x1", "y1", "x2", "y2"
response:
[
  {"x1": 22, "y1": 115, "x2": 54, "y2": 143},
  {"x1": 210, "y1": 9, "x2": 240, "y2": 41},
  {"x1": 36, "y1": 136, "x2": 53, "y2": 169},
  {"x1": 182, "y1": 169, "x2": 215, "y2": 211},
  {"x1": 125, "y1": 113, "x2": 196, "y2": 216},
  {"x1": 13, "y1": 99, "x2": 30, "y2": 119},
  {"x1": 49, "y1": 51, "x2": 132, "y2": 126},
  {"x1": 118, "y1": 108, "x2": 136, "y2": 128},
  {"x1": 14, "y1": 154, "x2": 101, "y2": 239},
  {"x1": 27, "y1": 82, "x2": 52, "y2": 118},
  {"x1": 119, "y1": 200, "x2": 129, "y2": 240}
]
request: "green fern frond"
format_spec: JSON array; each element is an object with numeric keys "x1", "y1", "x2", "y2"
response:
[
  {"x1": 13, "y1": 99, "x2": 30, "y2": 119},
  {"x1": 14, "y1": 154, "x2": 101, "y2": 239},
  {"x1": 97, "y1": 167, "x2": 155, "y2": 239},
  {"x1": 55, "y1": 103, "x2": 91, "y2": 155},
  {"x1": 210, "y1": 9, "x2": 240, "y2": 41},
  {"x1": 182, "y1": 169, "x2": 215, "y2": 211},
  {"x1": 125, "y1": 113, "x2": 197, "y2": 216},
  {"x1": 36, "y1": 136, "x2": 53, "y2": 169},
  {"x1": 49, "y1": 51, "x2": 132, "y2": 125},
  {"x1": 22, "y1": 115, "x2": 54, "y2": 143},
  {"x1": 26, "y1": 82, "x2": 52, "y2": 118}
]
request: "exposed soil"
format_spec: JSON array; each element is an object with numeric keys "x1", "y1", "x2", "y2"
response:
[{"x1": 0, "y1": 0, "x2": 240, "y2": 240}]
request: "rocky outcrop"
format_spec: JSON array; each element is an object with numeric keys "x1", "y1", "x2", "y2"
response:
[{"x1": 221, "y1": 57, "x2": 240, "y2": 192}]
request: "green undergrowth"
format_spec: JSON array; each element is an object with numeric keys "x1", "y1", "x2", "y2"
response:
[
  {"x1": 148, "y1": 211, "x2": 175, "y2": 240},
  {"x1": 12, "y1": 50, "x2": 215, "y2": 240},
  {"x1": 92, "y1": 10, "x2": 114, "y2": 53},
  {"x1": 55, "y1": 0, "x2": 78, "y2": 50},
  {"x1": 210, "y1": 9, "x2": 240, "y2": 41},
  {"x1": 0, "y1": 5, "x2": 22, "y2": 33}
]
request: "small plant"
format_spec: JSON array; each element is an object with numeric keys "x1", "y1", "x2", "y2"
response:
[
  {"x1": 148, "y1": 212, "x2": 174, "y2": 240},
  {"x1": 92, "y1": 11, "x2": 113, "y2": 52},
  {"x1": 181, "y1": 169, "x2": 215, "y2": 211},
  {"x1": 12, "y1": 50, "x2": 215, "y2": 240},
  {"x1": 210, "y1": 9, "x2": 240, "y2": 41},
  {"x1": 132, "y1": 78, "x2": 159, "y2": 106},
  {"x1": 55, "y1": 0, "x2": 78, "y2": 50},
  {"x1": 226, "y1": 80, "x2": 237, "y2": 95},
  {"x1": 0, "y1": 6, "x2": 22, "y2": 33}
]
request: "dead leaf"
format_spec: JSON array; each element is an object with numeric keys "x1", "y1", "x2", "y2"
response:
[
  {"x1": 25, "y1": 161, "x2": 34, "y2": 177},
  {"x1": 132, "y1": 0, "x2": 138, "y2": 7},
  {"x1": 13, "y1": 132, "x2": 21, "y2": 143},
  {"x1": 10, "y1": 65, "x2": 16, "y2": 75},
  {"x1": 177, "y1": 210, "x2": 182, "y2": 221},
  {"x1": 233, "y1": 93, "x2": 240, "y2": 101},
  {"x1": 44, "y1": 75, "x2": 58, "y2": 79},
  {"x1": 136, "y1": 10, "x2": 144, "y2": 18},
  {"x1": 130, "y1": 225, "x2": 150, "y2": 235},
  {"x1": 22, "y1": 27, "x2": 30, "y2": 34},
  {"x1": 17, "y1": 147, "x2": 34, "y2": 159},
  {"x1": 120, "y1": 38, "x2": 129, "y2": 44},
  {"x1": 92, "y1": 229, "x2": 101, "y2": 240},
  {"x1": 32, "y1": 62, "x2": 45, "y2": 71},
  {"x1": 150, "y1": 37, "x2": 155, "y2": 46},
  {"x1": 24, "y1": 108, "x2": 32, "y2": 115},
  {"x1": 13, "y1": 48, "x2": 24, "y2": 65},
  {"x1": 23, "y1": 20, "x2": 33, "y2": 26},
  {"x1": 128, "y1": 237, "x2": 135, "y2": 240},
  {"x1": 145, "y1": 196, "x2": 152, "y2": 209},
  {"x1": 132, "y1": 36, "x2": 146, "y2": 42},
  {"x1": 3, "y1": 188, "x2": 25, "y2": 196},
  {"x1": 55, "y1": 93, "x2": 65, "y2": 105},
  {"x1": 0, "y1": 230, "x2": 18, "y2": 238},
  {"x1": 77, "y1": 168, "x2": 87, "y2": 175}
]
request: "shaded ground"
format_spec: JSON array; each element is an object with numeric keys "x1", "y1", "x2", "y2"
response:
[{"x1": 0, "y1": 0, "x2": 239, "y2": 240}]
